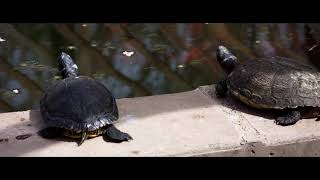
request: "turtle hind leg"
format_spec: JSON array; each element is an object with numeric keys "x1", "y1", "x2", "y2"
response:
[
  {"x1": 103, "y1": 125, "x2": 133, "y2": 143},
  {"x1": 216, "y1": 79, "x2": 228, "y2": 98},
  {"x1": 312, "y1": 108, "x2": 320, "y2": 121},
  {"x1": 275, "y1": 110, "x2": 301, "y2": 126},
  {"x1": 37, "y1": 127, "x2": 63, "y2": 139}
]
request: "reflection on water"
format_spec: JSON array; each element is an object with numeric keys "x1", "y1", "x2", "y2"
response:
[{"x1": 0, "y1": 23, "x2": 320, "y2": 112}]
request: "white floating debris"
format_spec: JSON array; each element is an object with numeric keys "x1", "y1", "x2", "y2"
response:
[
  {"x1": 177, "y1": 64, "x2": 185, "y2": 68},
  {"x1": 255, "y1": 40, "x2": 260, "y2": 44},
  {"x1": 122, "y1": 51, "x2": 135, "y2": 57},
  {"x1": 81, "y1": 24, "x2": 87, "y2": 27},
  {"x1": 91, "y1": 43, "x2": 97, "y2": 47},
  {"x1": 308, "y1": 44, "x2": 319, "y2": 52},
  {"x1": 12, "y1": 89, "x2": 19, "y2": 94},
  {"x1": 0, "y1": 37, "x2": 6, "y2": 42},
  {"x1": 205, "y1": 23, "x2": 209, "y2": 24},
  {"x1": 67, "y1": 46, "x2": 76, "y2": 50}
]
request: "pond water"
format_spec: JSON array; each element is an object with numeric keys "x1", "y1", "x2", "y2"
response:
[{"x1": 1, "y1": 23, "x2": 320, "y2": 112}]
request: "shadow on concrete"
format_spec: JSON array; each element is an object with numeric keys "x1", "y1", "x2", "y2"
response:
[
  {"x1": 0, "y1": 110, "x2": 61, "y2": 156},
  {"x1": 2, "y1": 84, "x2": 310, "y2": 156},
  {"x1": 218, "y1": 95, "x2": 276, "y2": 120},
  {"x1": 0, "y1": 87, "x2": 220, "y2": 156},
  {"x1": 203, "y1": 85, "x2": 320, "y2": 123},
  {"x1": 198, "y1": 85, "x2": 276, "y2": 121},
  {"x1": 0, "y1": 110, "x2": 89, "y2": 156}
]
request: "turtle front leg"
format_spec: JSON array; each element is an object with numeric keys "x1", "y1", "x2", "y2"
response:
[
  {"x1": 102, "y1": 125, "x2": 133, "y2": 143},
  {"x1": 275, "y1": 110, "x2": 301, "y2": 126},
  {"x1": 216, "y1": 79, "x2": 228, "y2": 98},
  {"x1": 37, "y1": 127, "x2": 63, "y2": 139}
]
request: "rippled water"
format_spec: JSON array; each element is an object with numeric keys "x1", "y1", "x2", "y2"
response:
[{"x1": 1, "y1": 23, "x2": 320, "y2": 112}]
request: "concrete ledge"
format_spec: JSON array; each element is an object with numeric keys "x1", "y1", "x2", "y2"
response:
[{"x1": 0, "y1": 85, "x2": 320, "y2": 157}]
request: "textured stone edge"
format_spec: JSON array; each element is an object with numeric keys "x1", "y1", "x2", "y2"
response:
[{"x1": 1, "y1": 85, "x2": 320, "y2": 156}]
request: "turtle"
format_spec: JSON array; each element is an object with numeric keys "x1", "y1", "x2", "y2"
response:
[
  {"x1": 38, "y1": 52, "x2": 133, "y2": 146},
  {"x1": 215, "y1": 45, "x2": 320, "y2": 126}
]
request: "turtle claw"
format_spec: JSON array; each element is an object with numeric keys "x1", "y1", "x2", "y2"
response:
[
  {"x1": 121, "y1": 133, "x2": 133, "y2": 141},
  {"x1": 275, "y1": 117, "x2": 290, "y2": 126}
]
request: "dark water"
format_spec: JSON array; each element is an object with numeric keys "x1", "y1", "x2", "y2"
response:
[{"x1": 1, "y1": 23, "x2": 320, "y2": 113}]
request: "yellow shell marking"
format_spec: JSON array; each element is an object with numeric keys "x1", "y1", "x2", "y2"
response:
[
  {"x1": 63, "y1": 129, "x2": 104, "y2": 139},
  {"x1": 230, "y1": 89, "x2": 271, "y2": 109}
]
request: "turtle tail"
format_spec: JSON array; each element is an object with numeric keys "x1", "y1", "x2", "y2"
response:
[
  {"x1": 78, "y1": 132, "x2": 89, "y2": 146},
  {"x1": 58, "y1": 52, "x2": 79, "y2": 78}
]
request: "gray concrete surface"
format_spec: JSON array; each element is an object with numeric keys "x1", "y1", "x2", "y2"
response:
[{"x1": 0, "y1": 85, "x2": 319, "y2": 156}]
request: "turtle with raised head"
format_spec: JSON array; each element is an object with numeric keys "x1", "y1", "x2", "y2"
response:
[
  {"x1": 215, "y1": 45, "x2": 320, "y2": 126},
  {"x1": 38, "y1": 52, "x2": 133, "y2": 146}
]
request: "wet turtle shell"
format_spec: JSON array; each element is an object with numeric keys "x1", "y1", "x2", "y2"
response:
[
  {"x1": 40, "y1": 76, "x2": 118, "y2": 133},
  {"x1": 227, "y1": 57, "x2": 320, "y2": 109}
]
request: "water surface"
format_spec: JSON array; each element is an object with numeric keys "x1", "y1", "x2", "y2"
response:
[{"x1": 1, "y1": 23, "x2": 320, "y2": 112}]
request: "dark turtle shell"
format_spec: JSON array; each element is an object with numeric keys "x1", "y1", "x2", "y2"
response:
[
  {"x1": 40, "y1": 76, "x2": 118, "y2": 132},
  {"x1": 227, "y1": 57, "x2": 320, "y2": 109}
]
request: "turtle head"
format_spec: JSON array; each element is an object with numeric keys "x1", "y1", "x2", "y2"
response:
[
  {"x1": 58, "y1": 52, "x2": 79, "y2": 78},
  {"x1": 216, "y1": 45, "x2": 239, "y2": 74}
]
